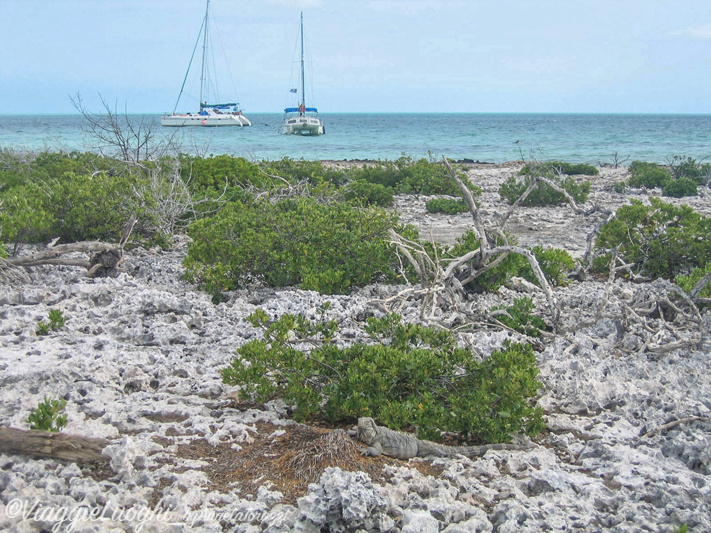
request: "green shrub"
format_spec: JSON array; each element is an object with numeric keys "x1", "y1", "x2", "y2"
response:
[
  {"x1": 627, "y1": 158, "x2": 703, "y2": 197},
  {"x1": 437, "y1": 231, "x2": 527, "y2": 293},
  {"x1": 223, "y1": 311, "x2": 544, "y2": 443},
  {"x1": 27, "y1": 397, "x2": 68, "y2": 432},
  {"x1": 491, "y1": 297, "x2": 547, "y2": 337},
  {"x1": 0, "y1": 168, "x2": 155, "y2": 245},
  {"x1": 47, "y1": 171, "x2": 149, "y2": 243},
  {"x1": 669, "y1": 155, "x2": 711, "y2": 185},
  {"x1": 0, "y1": 150, "x2": 117, "y2": 192},
  {"x1": 179, "y1": 154, "x2": 265, "y2": 190},
  {"x1": 524, "y1": 246, "x2": 575, "y2": 287},
  {"x1": 662, "y1": 177, "x2": 698, "y2": 198},
  {"x1": 36, "y1": 309, "x2": 66, "y2": 336},
  {"x1": 184, "y1": 197, "x2": 415, "y2": 295},
  {"x1": 435, "y1": 234, "x2": 574, "y2": 293},
  {"x1": 595, "y1": 197, "x2": 711, "y2": 280},
  {"x1": 0, "y1": 184, "x2": 55, "y2": 245},
  {"x1": 676, "y1": 263, "x2": 711, "y2": 299},
  {"x1": 425, "y1": 197, "x2": 470, "y2": 214},
  {"x1": 627, "y1": 162, "x2": 671, "y2": 189},
  {"x1": 519, "y1": 161, "x2": 599, "y2": 176},
  {"x1": 343, "y1": 180, "x2": 394, "y2": 207},
  {"x1": 499, "y1": 175, "x2": 590, "y2": 206},
  {"x1": 348, "y1": 156, "x2": 480, "y2": 196},
  {"x1": 347, "y1": 160, "x2": 402, "y2": 190},
  {"x1": 261, "y1": 158, "x2": 348, "y2": 187},
  {"x1": 400, "y1": 157, "x2": 473, "y2": 195},
  {"x1": 31, "y1": 151, "x2": 116, "y2": 180}
]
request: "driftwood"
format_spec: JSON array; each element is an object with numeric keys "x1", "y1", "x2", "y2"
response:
[
  {"x1": 0, "y1": 217, "x2": 136, "y2": 280},
  {"x1": 1, "y1": 242, "x2": 124, "y2": 279},
  {"x1": 0, "y1": 427, "x2": 110, "y2": 464}
]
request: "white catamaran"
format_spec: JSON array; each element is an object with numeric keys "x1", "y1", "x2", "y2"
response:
[
  {"x1": 282, "y1": 12, "x2": 325, "y2": 135},
  {"x1": 162, "y1": 0, "x2": 251, "y2": 127}
]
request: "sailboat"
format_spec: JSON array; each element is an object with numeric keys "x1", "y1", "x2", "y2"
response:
[
  {"x1": 282, "y1": 12, "x2": 325, "y2": 135},
  {"x1": 161, "y1": 0, "x2": 251, "y2": 127}
]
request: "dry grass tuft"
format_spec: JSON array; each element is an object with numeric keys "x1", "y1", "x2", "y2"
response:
[
  {"x1": 278, "y1": 429, "x2": 363, "y2": 483},
  {"x1": 152, "y1": 421, "x2": 444, "y2": 505}
]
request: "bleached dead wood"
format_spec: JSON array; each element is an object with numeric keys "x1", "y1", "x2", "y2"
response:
[
  {"x1": 641, "y1": 417, "x2": 710, "y2": 439},
  {"x1": 385, "y1": 157, "x2": 561, "y2": 331},
  {"x1": 690, "y1": 269, "x2": 711, "y2": 299},
  {"x1": 0, "y1": 217, "x2": 136, "y2": 281},
  {"x1": 0, "y1": 427, "x2": 110, "y2": 464}
]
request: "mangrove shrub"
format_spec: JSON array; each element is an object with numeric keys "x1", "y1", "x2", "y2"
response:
[
  {"x1": 595, "y1": 197, "x2": 711, "y2": 280},
  {"x1": 223, "y1": 311, "x2": 545, "y2": 443},
  {"x1": 499, "y1": 175, "x2": 590, "y2": 206},
  {"x1": 184, "y1": 197, "x2": 415, "y2": 295}
]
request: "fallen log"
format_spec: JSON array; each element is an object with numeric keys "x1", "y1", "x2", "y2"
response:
[
  {"x1": 0, "y1": 427, "x2": 110, "y2": 464},
  {"x1": 0, "y1": 216, "x2": 136, "y2": 280}
]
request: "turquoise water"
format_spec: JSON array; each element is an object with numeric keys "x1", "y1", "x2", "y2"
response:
[{"x1": 1, "y1": 113, "x2": 710, "y2": 164}]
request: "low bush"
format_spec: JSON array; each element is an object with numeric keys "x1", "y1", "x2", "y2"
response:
[
  {"x1": 626, "y1": 158, "x2": 706, "y2": 196},
  {"x1": 348, "y1": 156, "x2": 480, "y2": 196},
  {"x1": 435, "y1": 234, "x2": 574, "y2": 292},
  {"x1": 1, "y1": 171, "x2": 144, "y2": 246},
  {"x1": 0, "y1": 184, "x2": 55, "y2": 246},
  {"x1": 595, "y1": 197, "x2": 711, "y2": 280},
  {"x1": 179, "y1": 154, "x2": 266, "y2": 191},
  {"x1": 46, "y1": 171, "x2": 149, "y2": 243},
  {"x1": 261, "y1": 158, "x2": 348, "y2": 187},
  {"x1": 676, "y1": 264, "x2": 711, "y2": 300},
  {"x1": 343, "y1": 180, "x2": 394, "y2": 207},
  {"x1": 668, "y1": 155, "x2": 711, "y2": 185},
  {"x1": 440, "y1": 231, "x2": 526, "y2": 293},
  {"x1": 222, "y1": 311, "x2": 545, "y2": 443},
  {"x1": 662, "y1": 177, "x2": 698, "y2": 198},
  {"x1": 627, "y1": 161, "x2": 671, "y2": 189},
  {"x1": 0, "y1": 149, "x2": 117, "y2": 192},
  {"x1": 491, "y1": 297, "x2": 548, "y2": 337},
  {"x1": 499, "y1": 175, "x2": 590, "y2": 206},
  {"x1": 613, "y1": 182, "x2": 627, "y2": 194},
  {"x1": 1, "y1": 153, "x2": 198, "y2": 247},
  {"x1": 521, "y1": 246, "x2": 575, "y2": 287},
  {"x1": 184, "y1": 197, "x2": 415, "y2": 295},
  {"x1": 27, "y1": 397, "x2": 68, "y2": 432},
  {"x1": 36, "y1": 309, "x2": 67, "y2": 336},
  {"x1": 519, "y1": 161, "x2": 599, "y2": 176},
  {"x1": 425, "y1": 197, "x2": 470, "y2": 214}
]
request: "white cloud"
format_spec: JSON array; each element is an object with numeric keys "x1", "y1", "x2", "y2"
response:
[{"x1": 670, "y1": 25, "x2": 711, "y2": 40}]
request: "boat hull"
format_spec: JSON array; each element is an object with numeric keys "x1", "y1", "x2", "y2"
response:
[
  {"x1": 282, "y1": 115, "x2": 325, "y2": 135},
  {"x1": 161, "y1": 113, "x2": 251, "y2": 127}
]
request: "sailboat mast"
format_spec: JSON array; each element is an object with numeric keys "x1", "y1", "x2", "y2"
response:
[
  {"x1": 300, "y1": 11, "x2": 305, "y2": 109},
  {"x1": 200, "y1": 0, "x2": 210, "y2": 109}
]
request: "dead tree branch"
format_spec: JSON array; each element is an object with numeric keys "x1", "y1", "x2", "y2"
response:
[
  {"x1": 641, "y1": 417, "x2": 710, "y2": 439},
  {"x1": 384, "y1": 158, "x2": 562, "y2": 331},
  {"x1": 71, "y1": 93, "x2": 179, "y2": 165},
  {"x1": 690, "y1": 269, "x2": 711, "y2": 299}
]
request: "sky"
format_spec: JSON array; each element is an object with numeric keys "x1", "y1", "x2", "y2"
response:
[{"x1": 1, "y1": 0, "x2": 710, "y2": 115}]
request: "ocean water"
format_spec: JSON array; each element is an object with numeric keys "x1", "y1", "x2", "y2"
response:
[{"x1": 1, "y1": 113, "x2": 710, "y2": 164}]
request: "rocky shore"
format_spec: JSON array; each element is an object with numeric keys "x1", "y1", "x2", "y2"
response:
[{"x1": 1, "y1": 163, "x2": 710, "y2": 532}]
